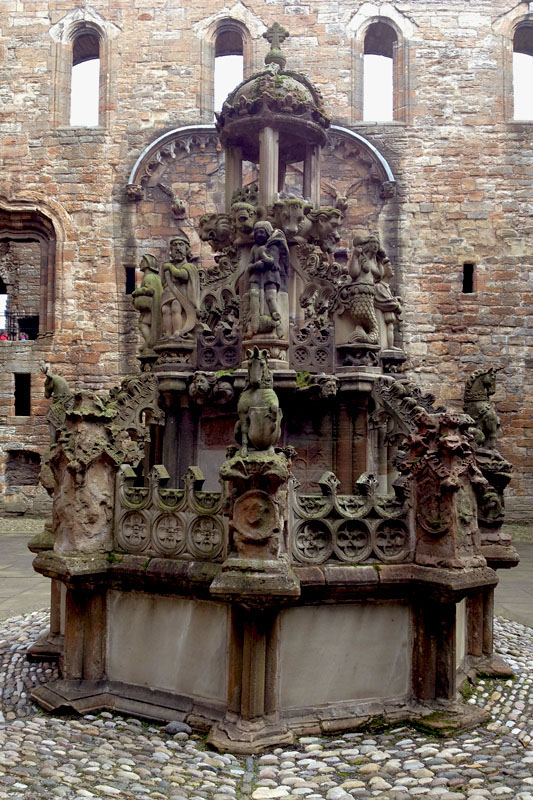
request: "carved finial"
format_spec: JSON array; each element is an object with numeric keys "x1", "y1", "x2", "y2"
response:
[{"x1": 263, "y1": 22, "x2": 290, "y2": 69}]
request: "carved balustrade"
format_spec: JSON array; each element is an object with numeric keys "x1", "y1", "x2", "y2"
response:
[
  {"x1": 114, "y1": 464, "x2": 227, "y2": 561},
  {"x1": 289, "y1": 470, "x2": 411, "y2": 566}
]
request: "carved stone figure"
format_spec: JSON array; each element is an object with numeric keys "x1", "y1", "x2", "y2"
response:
[
  {"x1": 235, "y1": 347, "x2": 282, "y2": 456},
  {"x1": 157, "y1": 182, "x2": 186, "y2": 219},
  {"x1": 161, "y1": 236, "x2": 199, "y2": 340},
  {"x1": 132, "y1": 254, "x2": 162, "y2": 351},
  {"x1": 464, "y1": 367, "x2": 501, "y2": 448},
  {"x1": 246, "y1": 221, "x2": 290, "y2": 338},
  {"x1": 307, "y1": 207, "x2": 342, "y2": 253},
  {"x1": 41, "y1": 372, "x2": 163, "y2": 555},
  {"x1": 270, "y1": 196, "x2": 312, "y2": 243},
  {"x1": 231, "y1": 201, "x2": 256, "y2": 246},
  {"x1": 345, "y1": 232, "x2": 381, "y2": 344},
  {"x1": 374, "y1": 256, "x2": 402, "y2": 349},
  {"x1": 40, "y1": 364, "x2": 73, "y2": 444},
  {"x1": 199, "y1": 212, "x2": 233, "y2": 252},
  {"x1": 464, "y1": 367, "x2": 513, "y2": 530}
]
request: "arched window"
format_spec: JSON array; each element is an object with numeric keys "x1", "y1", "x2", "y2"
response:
[
  {"x1": 70, "y1": 29, "x2": 100, "y2": 126},
  {"x1": 0, "y1": 209, "x2": 57, "y2": 335},
  {"x1": 214, "y1": 22, "x2": 244, "y2": 113},
  {"x1": 513, "y1": 24, "x2": 533, "y2": 120},
  {"x1": 363, "y1": 22, "x2": 397, "y2": 121},
  {"x1": 50, "y1": 9, "x2": 118, "y2": 128}
]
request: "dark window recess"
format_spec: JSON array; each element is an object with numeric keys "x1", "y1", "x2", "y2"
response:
[
  {"x1": 14, "y1": 373, "x2": 31, "y2": 416},
  {"x1": 17, "y1": 315, "x2": 39, "y2": 340},
  {"x1": 5, "y1": 450, "x2": 40, "y2": 486},
  {"x1": 125, "y1": 266, "x2": 136, "y2": 294},
  {"x1": 462, "y1": 262, "x2": 475, "y2": 294}
]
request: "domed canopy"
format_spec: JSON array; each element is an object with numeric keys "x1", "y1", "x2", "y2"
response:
[{"x1": 216, "y1": 23, "x2": 330, "y2": 163}]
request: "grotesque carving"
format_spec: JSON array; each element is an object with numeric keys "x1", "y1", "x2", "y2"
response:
[
  {"x1": 125, "y1": 183, "x2": 144, "y2": 202},
  {"x1": 231, "y1": 201, "x2": 257, "y2": 246},
  {"x1": 270, "y1": 196, "x2": 312, "y2": 243},
  {"x1": 199, "y1": 212, "x2": 233, "y2": 252},
  {"x1": 157, "y1": 182, "x2": 186, "y2": 219},
  {"x1": 161, "y1": 236, "x2": 199, "y2": 340},
  {"x1": 188, "y1": 370, "x2": 234, "y2": 405},
  {"x1": 245, "y1": 222, "x2": 290, "y2": 338},
  {"x1": 235, "y1": 347, "x2": 282, "y2": 456},
  {"x1": 132, "y1": 254, "x2": 163, "y2": 351}
]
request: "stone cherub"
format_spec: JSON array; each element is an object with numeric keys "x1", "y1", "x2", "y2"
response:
[
  {"x1": 161, "y1": 236, "x2": 199, "y2": 340},
  {"x1": 131, "y1": 254, "x2": 162, "y2": 351},
  {"x1": 246, "y1": 221, "x2": 290, "y2": 338}
]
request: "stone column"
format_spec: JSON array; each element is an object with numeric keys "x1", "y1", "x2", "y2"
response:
[
  {"x1": 259, "y1": 127, "x2": 279, "y2": 207},
  {"x1": 63, "y1": 587, "x2": 107, "y2": 682},
  {"x1": 225, "y1": 146, "x2": 243, "y2": 211},
  {"x1": 303, "y1": 145, "x2": 321, "y2": 206}
]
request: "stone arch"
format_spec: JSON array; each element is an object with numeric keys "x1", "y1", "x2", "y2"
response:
[{"x1": 0, "y1": 195, "x2": 73, "y2": 334}]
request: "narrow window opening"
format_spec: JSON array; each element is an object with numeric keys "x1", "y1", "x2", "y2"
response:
[
  {"x1": 513, "y1": 26, "x2": 533, "y2": 119},
  {"x1": 0, "y1": 278, "x2": 7, "y2": 335},
  {"x1": 214, "y1": 27, "x2": 244, "y2": 113},
  {"x1": 14, "y1": 373, "x2": 31, "y2": 416},
  {"x1": 363, "y1": 22, "x2": 397, "y2": 122},
  {"x1": 70, "y1": 31, "x2": 100, "y2": 126},
  {"x1": 462, "y1": 262, "x2": 475, "y2": 294},
  {"x1": 125, "y1": 265, "x2": 136, "y2": 295}
]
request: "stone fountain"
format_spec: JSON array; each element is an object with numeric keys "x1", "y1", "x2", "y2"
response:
[{"x1": 29, "y1": 26, "x2": 518, "y2": 753}]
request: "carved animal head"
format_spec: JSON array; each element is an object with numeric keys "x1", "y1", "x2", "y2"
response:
[
  {"x1": 464, "y1": 367, "x2": 498, "y2": 404},
  {"x1": 271, "y1": 196, "x2": 312, "y2": 239},
  {"x1": 245, "y1": 347, "x2": 273, "y2": 389},
  {"x1": 231, "y1": 202, "x2": 256, "y2": 235}
]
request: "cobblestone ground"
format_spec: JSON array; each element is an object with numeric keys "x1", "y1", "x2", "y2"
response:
[{"x1": 0, "y1": 614, "x2": 532, "y2": 799}]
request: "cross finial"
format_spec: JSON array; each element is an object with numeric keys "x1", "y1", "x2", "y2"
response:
[
  {"x1": 263, "y1": 21, "x2": 289, "y2": 50},
  {"x1": 263, "y1": 22, "x2": 290, "y2": 69}
]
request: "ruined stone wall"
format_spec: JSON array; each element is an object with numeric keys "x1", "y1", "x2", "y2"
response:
[{"x1": 1, "y1": 0, "x2": 531, "y2": 517}]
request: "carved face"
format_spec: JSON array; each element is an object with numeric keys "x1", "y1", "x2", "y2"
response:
[
  {"x1": 274, "y1": 200, "x2": 309, "y2": 238},
  {"x1": 314, "y1": 212, "x2": 341, "y2": 251},
  {"x1": 364, "y1": 236, "x2": 380, "y2": 256},
  {"x1": 232, "y1": 204, "x2": 255, "y2": 234},
  {"x1": 170, "y1": 238, "x2": 189, "y2": 262},
  {"x1": 253, "y1": 224, "x2": 270, "y2": 245}
]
